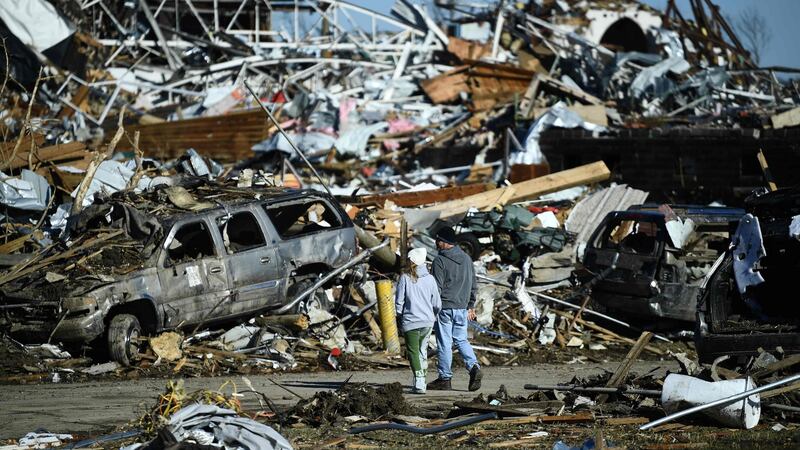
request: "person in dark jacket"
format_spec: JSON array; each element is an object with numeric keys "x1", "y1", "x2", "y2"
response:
[{"x1": 427, "y1": 226, "x2": 483, "y2": 392}]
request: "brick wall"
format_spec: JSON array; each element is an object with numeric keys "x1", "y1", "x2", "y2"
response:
[{"x1": 539, "y1": 127, "x2": 800, "y2": 206}]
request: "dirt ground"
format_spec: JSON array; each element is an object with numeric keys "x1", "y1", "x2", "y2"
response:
[
  {"x1": 0, "y1": 361, "x2": 675, "y2": 439},
  {"x1": 2, "y1": 360, "x2": 798, "y2": 449}
]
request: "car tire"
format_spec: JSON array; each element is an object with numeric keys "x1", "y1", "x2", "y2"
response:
[
  {"x1": 288, "y1": 277, "x2": 331, "y2": 314},
  {"x1": 455, "y1": 232, "x2": 482, "y2": 260},
  {"x1": 108, "y1": 314, "x2": 142, "y2": 367}
]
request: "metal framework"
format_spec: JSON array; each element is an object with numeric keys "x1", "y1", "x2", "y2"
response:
[{"x1": 60, "y1": 1, "x2": 448, "y2": 123}]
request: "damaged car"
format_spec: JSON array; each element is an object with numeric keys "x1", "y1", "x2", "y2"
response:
[
  {"x1": 0, "y1": 181, "x2": 357, "y2": 365},
  {"x1": 579, "y1": 204, "x2": 742, "y2": 324},
  {"x1": 696, "y1": 187, "x2": 800, "y2": 362}
]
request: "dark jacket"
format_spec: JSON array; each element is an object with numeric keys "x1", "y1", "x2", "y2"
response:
[{"x1": 432, "y1": 246, "x2": 477, "y2": 310}]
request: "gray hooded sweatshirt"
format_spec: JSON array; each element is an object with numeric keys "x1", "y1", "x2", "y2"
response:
[
  {"x1": 395, "y1": 265, "x2": 442, "y2": 333},
  {"x1": 432, "y1": 246, "x2": 477, "y2": 310}
]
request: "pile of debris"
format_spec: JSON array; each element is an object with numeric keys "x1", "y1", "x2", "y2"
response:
[{"x1": 289, "y1": 382, "x2": 412, "y2": 426}]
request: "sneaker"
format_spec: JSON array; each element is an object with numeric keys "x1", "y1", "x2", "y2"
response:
[
  {"x1": 427, "y1": 377, "x2": 452, "y2": 390},
  {"x1": 411, "y1": 387, "x2": 426, "y2": 395},
  {"x1": 468, "y1": 366, "x2": 483, "y2": 392}
]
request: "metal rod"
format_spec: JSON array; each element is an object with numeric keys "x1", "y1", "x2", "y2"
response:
[
  {"x1": 243, "y1": 81, "x2": 334, "y2": 197},
  {"x1": 275, "y1": 240, "x2": 390, "y2": 314},
  {"x1": 350, "y1": 412, "x2": 498, "y2": 435},
  {"x1": 765, "y1": 403, "x2": 800, "y2": 413},
  {"x1": 524, "y1": 384, "x2": 661, "y2": 397},
  {"x1": 640, "y1": 373, "x2": 800, "y2": 430},
  {"x1": 476, "y1": 274, "x2": 671, "y2": 342}
]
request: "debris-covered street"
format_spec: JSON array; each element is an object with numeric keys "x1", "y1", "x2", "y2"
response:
[{"x1": 0, "y1": 0, "x2": 799, "y2": 448}]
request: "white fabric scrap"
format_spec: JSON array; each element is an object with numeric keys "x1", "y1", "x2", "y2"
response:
[
  {"x1": 665, "y1": 217, "x2": 696, "y2": 249},
  {"x1": 513, "y1": 276, "x2": 541, "y2": 322},
  {"x1": 0, "y1": 0, "x2": 74, "y2": 51},
  {"x1": 533, "y1": 211, "x2": 560, "y2": 228},
  {"x1": 538, "y1": 312, "x2": 557, "y2": 345},
  {"x1": 790, "y1": 215, "x2": 800, "y2": 240}
]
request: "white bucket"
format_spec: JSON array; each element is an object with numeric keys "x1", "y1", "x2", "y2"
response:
[{"x1": 661, "y1": 374, "x2": 761, "y2": 429}]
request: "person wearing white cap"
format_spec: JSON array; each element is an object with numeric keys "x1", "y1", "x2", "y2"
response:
[{"x1": 395, "y1": 247, "x2": 441, "y2": 394}]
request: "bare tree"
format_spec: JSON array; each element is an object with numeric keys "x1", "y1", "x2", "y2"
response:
[{"x1": 736, "y1": 6, "x2": 772, "y2": 65}]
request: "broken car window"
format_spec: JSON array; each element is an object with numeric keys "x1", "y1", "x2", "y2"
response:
[
  {"x1": 264, "y1": 200, "x2": 342, "y2": 239},
  {"x1": 167, "y1": 221, "x2": 216, "y2": 264},
  {"x1": 598, "y1": 219, "x2": 660, "y2": 255},
  {"x1": 217, "y1": 211, "x2": 266, "y2": 253}
]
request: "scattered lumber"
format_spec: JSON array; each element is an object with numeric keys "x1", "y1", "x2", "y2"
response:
[
  {"x1": 422, "y1": 161, "x2": 611, "y2": 219},
  {"x1": 597, "y1": 331, "x2": 654, "y2": 404}
]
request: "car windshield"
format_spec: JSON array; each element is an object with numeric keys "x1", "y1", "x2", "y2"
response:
[{"x1": 596, "y1": 218, "x2": 662, "y2": 256}]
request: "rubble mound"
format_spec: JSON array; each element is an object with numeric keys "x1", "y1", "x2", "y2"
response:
[{"x1": 290, "y1": 382, "x2": 412, "y2": 425}]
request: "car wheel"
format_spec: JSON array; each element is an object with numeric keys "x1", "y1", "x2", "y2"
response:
[
  {"x1": 455, "y1": 232, "x2": 482, "y2": 260},
  {"x1": 288, "y1": 278, "x2": 331, "y2": 314},
  {"x1": 108, "y1": 314, "x2": 142, "y2": 367}
]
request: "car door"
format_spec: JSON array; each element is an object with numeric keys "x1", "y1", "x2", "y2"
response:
[
  {"x1": 262, "y1": 196, "x2": 347, "y2": 272},
  {"x1": 157, "y1": 218, "x2": 232, "y2": 328},
  {"x1": 217, "y1": 206, "x2": 282, "y2": 316}
]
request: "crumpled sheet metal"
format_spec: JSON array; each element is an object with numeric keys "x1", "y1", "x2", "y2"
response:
[
  {"x1": 129, "y1": 404, "x2": 292, "y2": 450},
  {"x1": 335, "y1": 122, "x2": 388, "y2": 158},
  {"x1": 629, "y1": 56, "x2": 691, "y2": 99},
  {"x1": 513, "y1": 101, "x2": 606, "y2": 165},
  {"x1": 732, "y1": 213, "x2": 766, "y2": 294},
  {"x1": 565, "y1": 184, "x2": 649, "y2": 258},
  {"x1": 252, "y1": 131, "x2": 335, "y2": 156},
  {"x1": 0, "y1": 169, "x2": 50, "y2": 211}
]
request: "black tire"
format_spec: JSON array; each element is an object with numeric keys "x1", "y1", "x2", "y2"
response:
[
  {"x1": 288, "y1": 277, "x2": 331, "y2": 314},
  {"x1": 455, "y1": 232, "x2": 482, "y2": 261},
  {"x1": 108, "y1": 314, "x2": 142, "y2": 367}
]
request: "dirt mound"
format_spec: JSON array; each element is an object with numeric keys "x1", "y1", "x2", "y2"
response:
[{"x1": 289, "y1": 382, "x2": 412, "y2": 425}]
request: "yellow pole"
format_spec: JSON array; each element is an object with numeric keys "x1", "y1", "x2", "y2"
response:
[{"x1": 375, "y1": 279, "x2": 400, "y2": 354}]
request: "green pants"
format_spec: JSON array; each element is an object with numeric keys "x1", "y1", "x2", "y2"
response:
[{"x1": 404, "y1": 327, "x2": 432, "y2": 380}]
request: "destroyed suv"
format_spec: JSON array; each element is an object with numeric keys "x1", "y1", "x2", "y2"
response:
[
  {"x1": 580, "y1": 204, "x2": 742, "y2": 324},
  {"x1": 696, "y1": 187, "x2": 800, "y2": 362},
  {"x1": 0, "y1": 183, "x2": 357, "y2": 365}
]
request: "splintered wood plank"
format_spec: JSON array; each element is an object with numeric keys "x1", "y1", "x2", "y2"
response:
[
  {"x1": 354, "y1": 183, "x2": 493, "y2": 208},
  {"x1": 480, "y1": 411, "x2": 595, "y2": 427},
  {"x1": 424, "y1": 161, "x2": 610, "y2": 219},
  {"x1": 597, "y1": 331, "x2": 654, "y2": 404}
]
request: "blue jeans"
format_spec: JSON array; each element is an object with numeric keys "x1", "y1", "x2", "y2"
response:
[{"x1": 435, "y1": 309, "x2": 479, "y2": 380}]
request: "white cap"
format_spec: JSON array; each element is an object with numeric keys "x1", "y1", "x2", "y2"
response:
[{"x1": 408, "y1": 248, "x2": 427, "y2": 266}]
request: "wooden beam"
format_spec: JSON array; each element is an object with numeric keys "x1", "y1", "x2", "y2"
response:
[
  {"x1": 480, "y1": 411, "x2": 594, "y2": 427},
  {"x1": 597, "y1": 331, "x2": 654, "y2": 404},
  {"x1": 350, "y1": 286, "x2": 382, "y2": 342},
  {"x1": 757, "y1": 149, "x2": 778, "y2": 191},
  {"x1": 0, "y1": 141, "x2": 88, "y2": 171},
  {"x1": 421, "y1": 161, "x2": 610, "y2": 219},
  {"x1": 353, "y1": 183, "x2": 493, "y2": 208},
  {"x1": 751, "y1": 354, "x2": 800, "y2": 380}
]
